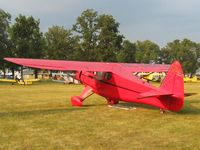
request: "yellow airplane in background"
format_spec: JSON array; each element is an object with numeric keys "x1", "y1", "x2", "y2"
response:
[
  {"x1": 137, "y1": 72, "x2": 200, "y2": 83},
  {"x1": 183, "y1": 76, "x2": 200, "y2": 83},
  {"x1": 135, "y1": 72, "x2": 166, "y2": 82},
  {"x1": 0, "y1": 78, "x2": 40, "y2": 85}
]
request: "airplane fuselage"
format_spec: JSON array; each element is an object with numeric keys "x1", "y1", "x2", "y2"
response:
[{"x1": 74, "y1": 71, "x2": 171, "y2": 110}]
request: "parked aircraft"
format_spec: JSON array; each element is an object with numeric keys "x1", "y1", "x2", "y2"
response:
[
  {"x1": 0, "y1": 78, "x2": 40, "y2": 85},
  {"x1": 184, "y1": 76, "x2": 199, "y2": 83},
  {"x1": 4, "y1": 58, "x2": 184, "y2": 112},
  {"x1": 135, "y1": 72, "x2": 166, "y2": 82}
]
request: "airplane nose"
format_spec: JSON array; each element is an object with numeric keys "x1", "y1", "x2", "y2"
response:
[{"x1": 74, "y1": 71, "x2": 82, "y2": 81}]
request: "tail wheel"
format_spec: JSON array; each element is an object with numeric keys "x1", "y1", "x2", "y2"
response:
[
  {"x1": 107, "y1": 98, "x2": 119, "y2": 105},
  {"x1": 71, "y1": 96, "x2": 83, "y2": 106}
]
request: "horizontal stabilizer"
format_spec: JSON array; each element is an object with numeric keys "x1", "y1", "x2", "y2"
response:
[{"x1": 139, "y1": 90, "x2": 172, "y2": 99}]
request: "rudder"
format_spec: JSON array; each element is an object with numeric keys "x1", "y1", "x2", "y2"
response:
[{"x1": 160, "y1": 61, "x2": 184, "y2": 112}]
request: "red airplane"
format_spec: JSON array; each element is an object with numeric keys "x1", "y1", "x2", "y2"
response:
[{"x1": 4, "y1": 58, "x2": 184, "y2": 112}]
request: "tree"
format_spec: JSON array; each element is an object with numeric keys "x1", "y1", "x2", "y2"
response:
[
  {"x1": 96, "y1": 14, "x2": 123, "y2": 62},
  {"x1": 161, "y1": 39, "x2": 198, "y2": 74},
  {"x1": 73, "y1": 9, "x2": 123, "y2": 62},
  {"x1": 9, "y1": 15, "x2": 45, "y2": 58},
  {"x1": 0, "y1": 9, "x2": 11, "y2": 78},
  {"x1": 117, "y1": 40, "x2": 136, "y2": 62},
  {"x1": 196, "y1": 43, "x2": 200, "y2": 70},
  {"x1": 9, "y1": 15, "x2": 45, "y2": 78},
  {"x1": 72, "y1": 9, "x2": 99, "y2": 61},
  {"x1": 45, "y1": 25, "x2": 78, "y2": 60},
  {"x1": 135, "y1": 40, "x2": 160, "y2": 63}
]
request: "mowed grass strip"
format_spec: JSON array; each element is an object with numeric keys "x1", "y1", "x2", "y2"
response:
[{"x1": 0, "y1": 82, "x2": 200, "y2": 150}]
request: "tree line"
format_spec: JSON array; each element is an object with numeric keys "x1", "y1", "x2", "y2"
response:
[{"x1": 0, "y1": 8, "x2": 200, "y2": 76}]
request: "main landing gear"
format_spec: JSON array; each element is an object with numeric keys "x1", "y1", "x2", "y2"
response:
[
  {"x1": 71, "y1": 96, "x2": 83, "y2": 106},
  {"x1": 106, "y1": 98, "x2": 119, "y2": 105},
  {"x1": 71, "y1": 86, "x2": 93, "y2": 106},
  {"x1": 160, "y1": 109, "x2": 166, "y2": 114}
]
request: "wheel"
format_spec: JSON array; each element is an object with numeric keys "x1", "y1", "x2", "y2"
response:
[
  {"x1": 160, "y1": 109, "x2": 165, "y2": 114},
  {"x1": 107, "y1": 98, "x2": 119, "y2": 105},
  {"x1": 71, "y1": 96, "x2": 83, "y2": 106}
]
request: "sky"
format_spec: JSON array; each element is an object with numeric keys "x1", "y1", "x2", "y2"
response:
[{"x1": 1, "y1": 0, "x2": 200, "y2": 47}]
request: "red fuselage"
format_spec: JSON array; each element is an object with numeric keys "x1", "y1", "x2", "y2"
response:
[{"x1": 74, "y1": 71, "x2": 182, "y2": 111}]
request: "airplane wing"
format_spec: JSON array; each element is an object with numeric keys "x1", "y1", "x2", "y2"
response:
[
  {"x1": 25, "y1": 79, "x2": 40, "y2": 82},
  {"x1": 4, "y1": 58, "x2": 114, "y2": 72},
  {"x1": 119, "y1": 63, "x2": 170, "y2": 72},
  {"x1": 0, "y1": 79, "x2": 16, "y2": 83},
  {"x1": 4, "y1": 58, "x2": 170, "y2": 73}
]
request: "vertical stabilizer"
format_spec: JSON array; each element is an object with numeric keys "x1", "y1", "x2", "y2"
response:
[{"x1": 160, "y1": 61, "x2": 184, "y2": 111}]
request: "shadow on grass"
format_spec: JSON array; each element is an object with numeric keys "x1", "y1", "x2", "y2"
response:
[
  {"x1": 115, "y1": 101, "x2": 200, "y2": 115},
  {"x1": 116, "y1": 102, "x2": 158, "y2": 110},
  {"x1": 83, "y1": 103, "x2": 107, "y2": 107},
  {"x1": 184, "y1": 93, "x2": 198, "y2": 97},
  {"x1": 179, "y1": 100, "x2": 200, "y2": 115},
  {"x1": 0, "y1": 107, "x2": 87, "y2": 118},
  {"x1": 1, "y1": 100, "x2": 200, "y2": 118}
]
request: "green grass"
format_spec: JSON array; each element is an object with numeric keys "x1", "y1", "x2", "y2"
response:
[{"x1": 0, "y1": 82, "x2": 200, "y2": 150}]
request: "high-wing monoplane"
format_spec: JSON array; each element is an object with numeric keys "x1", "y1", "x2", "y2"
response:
[{"x1": 4, "y1": 58, "x2": 184, "y2": 112}]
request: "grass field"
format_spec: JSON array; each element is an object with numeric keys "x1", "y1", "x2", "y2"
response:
[{"x1": 0, "y1": 81, "x2": 200, "y2": 150}]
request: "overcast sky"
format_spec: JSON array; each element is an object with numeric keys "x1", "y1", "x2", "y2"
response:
[{"x1": 1, "y1": 0, "x2": 200, "y2": 47}]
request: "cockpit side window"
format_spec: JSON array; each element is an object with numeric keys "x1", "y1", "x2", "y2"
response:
[
  {"x1": 95, "y1": 72, "x2": 112, "y2": 80},
  {"x1": 104, "y1": 72, "x2": 112, "y2": 80}
]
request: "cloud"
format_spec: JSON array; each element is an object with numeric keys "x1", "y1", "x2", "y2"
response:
[{"x1": 0, "y1": 0, "x2": 83, "y2": 14}]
